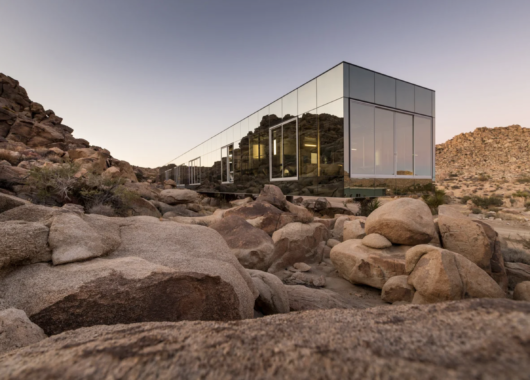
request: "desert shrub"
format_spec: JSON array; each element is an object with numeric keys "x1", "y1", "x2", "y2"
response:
[
  {"x1": 502, "y1": 247, "x2": 530, "y2": 265},
  {"x1": 27, "y1": 164, "x2": 141, "y2": 215},
  {"x1": 460, "y1": 195, "x2": 472, "y2": 204},
  {"x1": 471, "y1": 208, "x2": 481, "y2": 214},
  {"x1": 78, "y1": 174, "x2": 141, "y2": 216},
  {"x1": 470, "y1": 195, "x2": 503, "y2": 208},
  {"x1": 449, "y1": 173, "x2": 459, "y2": 178},
  {"x1": 451, "y1": 185, "x2": 461, "y2": 189},
  {"x1": 359, "y1": 198, "x2": 380, "y2": 217},
  {"x1": 516, "y1": 175, "x2": 530, "y2": 184},
  {"x1": 0, "y1": 150, "x2": 20, "y2": 166},
  {"x1": 422, "y1": 189, "x2": 447, "y2": 215},
  {"x1": 26, "y1": 163, "x2": 79, "y2": 205},
  {"x1": 512, "y1": 190, "x2": 530, "y2": 198}
]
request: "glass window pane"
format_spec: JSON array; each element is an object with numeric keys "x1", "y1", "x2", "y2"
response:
[
  {"x1": 249, "y1": 112, "x2": 258, "y2": 134},
  {"x1": 232, "y1": 122, "x2": 241, "y2": 141},
  {"x1": 211, "y1": 134, "x2": 220, "y2": 151},
  {"x1": 240, "y1": 118, "x2": 249, "y2": 138},
  {"x1": 298, "y1": 112, "x2": 318, "y2": 177},
  {"x1": 269, "y1": 99, "x2": 282, "y2": 127},
  {"x1": 240, "y1": 133, "x2": 250, "y2": 174},
  {"x1": 249, "y1": 132, "x2": 260, "y2": 175},
  {"x1": 258, "y1": 106, "x2": 269, "y2": 130},
  {"x1": 228, "y1": 144, "x2": 234, "y2": 182},
  {"x1": 414, "y1": 117, "x2": 432, "y2": 176},
  {"x1": 298, "y1": 79, "x2": 316, "y2": 115},
  {"x1": 257, "y1": 129, "x2": 269, "y2": 182},
  {"x1": 395, "y1": 113, "x2": 413, "y2": 175},
  {"x1": 271, "y1": 127, "x2": 282, "y2": 179},
  {"x1": 375, "y1": 74, "x2": 395, "y2": 108},
  {"x1": 396, "y1": 80, "x2": 414, "y2": 112},
  {"x1": 349, "y1": 65, "x2": 374, "y2": 103},
  {"x1": 233, "y1": 140, "x2": 241, "y2": 175},
  {"x1": 317, "y1": 64, "x2": 343, "y2": 107},
  {"x1": 283, "y1": 120, "x2": 297, "y2": 178},
  {"x1": 226, "y1": 126, "x2": 234, "y2": 146},
  {"x1": 221, "y1": 146, "x2": 227, "y2": 182},
  {"x1": 350, "y1": 101, "x2": 374, "y2": 175},
  {"x1": 282, "y1": 90, "x2": 297, "y2": 120},
  {"x1": 318, "y1": 99, "x2": 344, "y2": 177},
  {"x1": 415, "y1": 86, "x2": 432, "y2": 116},
  {"x1": 375, "y1": 108, "x2": 394, "y2": 175}
]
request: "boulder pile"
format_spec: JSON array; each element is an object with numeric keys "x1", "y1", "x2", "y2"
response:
[
  {"x1": 1, "y1": 182, "x2": 529, "y2": 377},
  {"x1": 0, "y1": 299, "x2": 528, "y2": 379},
  {"x1": 0, "y1": 73, "x2": 158, "y2": 203}
]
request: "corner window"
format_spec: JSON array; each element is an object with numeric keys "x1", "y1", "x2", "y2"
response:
[{"x1": 350, "y1": 100, "x2": 433, "y2": 179}]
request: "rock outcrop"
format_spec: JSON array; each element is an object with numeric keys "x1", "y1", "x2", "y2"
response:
[
  {"x1": 381, "y1": 275, "x2": 415, "y2": 304},
  {"x1": 0, "y1": 257, "x2": 247, "y2": 336},
  {"x1": 107, "y1": 217, "x2": 257, "y2": 319},
  {"x1": 268, "y1": 222, "x2": 328, "y2": 273},
  {"x1": 331, "y1": 239, "x2": 409, "y2": 289},
  {"x1": 247, "y1": 269, "x2": 289, "y2": 314},
  {"x1": 0, "y1": 308, "x2": 47, "y2": 354},
  {"x1": 365, "y1": 198, "x2": 435, "y2": 245},
  {"x1": 513, "y1": 281, "x2": 530, "y2": 301},
  {"x1": 0, "y1": 300, "x2": 528, "y2": 379},
  {"x1": 406, "y1": 245, "x2": 505, "y2": 304},
  {"x1": 436, "y1": 125, "x2": 530, "y2": 181},
  {"x1": 0, "y1": 221, "x2": 50, "y2": 270},
  {"x1": 209, "y1": 215, "x2": 275, "y2": 271},
  {"x1": 49, "y1": 213, "x2": 121, "y2": 265}
]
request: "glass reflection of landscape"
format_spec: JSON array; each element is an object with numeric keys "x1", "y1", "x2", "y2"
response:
[{"x1": 161, "y1": 62, "x2": 435, "y2": 198}]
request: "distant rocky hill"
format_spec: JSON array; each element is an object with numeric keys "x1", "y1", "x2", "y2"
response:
[
  {"x1": 0, "y1": 73, "x2": 158, "y2": 189},
  {"x1": 436, "y1": 125, "x2": 530, "y2": 181}
]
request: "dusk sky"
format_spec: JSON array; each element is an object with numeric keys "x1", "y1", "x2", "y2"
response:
[{"x1": 1, "y1": 0, "x2": 529, "y2": 168}]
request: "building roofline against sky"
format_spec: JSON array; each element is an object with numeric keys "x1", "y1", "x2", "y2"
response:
[{"x1": 166, "y1": 61, "x2": 435, "y2": 165}]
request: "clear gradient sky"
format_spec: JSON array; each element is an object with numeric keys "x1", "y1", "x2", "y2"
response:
[{"x1": 1, "y1": 0, "x2": 529, "y2": 168}]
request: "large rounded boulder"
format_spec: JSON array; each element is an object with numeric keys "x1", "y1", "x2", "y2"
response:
[
  {"x1": 209, "y1": 215, "x2": 275, "y2": 271},
  {"x1": 406, "y1": 245, "x2": 505, "y2": 304},
  {"x1": 330, "y1": 239, "x2": 410, "y2": 289},
  {"x1": 365, "y1": 198, "x2": 435, "y2": 245}
]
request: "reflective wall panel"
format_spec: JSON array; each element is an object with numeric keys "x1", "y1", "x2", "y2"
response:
[
  {"x1": 317, "y1": 64, "x2": 343, "y2": 107},
  {"x1": 298, "y1": 79, "x2": 317, "y2": 115},
  {"x1": 374, "y1": 108, "x2": 394, "y2": 175},
  {"x1": 282, "y1": 90, "x2": 297, "y2": 120},
  {"x1": 350, "y1": 101, "x2": 375, "y2": 175},
  {"x1": 375, "y1": 74, "x2": 395, "y2": 108},
  {"x1": 414, "y1": 116, "x2": 433, "y2": 176},
  {"x1": 415, "y1": 86, "x2": 432, "y2": 116},
  {"x1": 394, "y1": 112, "x2": 413, "y2": 175},
  {"x1": 350, "y1": 65, "x2": 374, "y2": 103},
  {"x1": 396, "y1": 80, "x2": 414, "y2": 112}
]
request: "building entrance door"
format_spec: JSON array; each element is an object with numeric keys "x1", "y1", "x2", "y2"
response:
[{"x1": 269, "y1": 118, "x2": 298, "y2": 181}]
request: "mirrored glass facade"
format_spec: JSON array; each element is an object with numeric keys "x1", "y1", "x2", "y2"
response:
[{"x1": 162, "y1": 62, "x2": 435, "y2": 198}]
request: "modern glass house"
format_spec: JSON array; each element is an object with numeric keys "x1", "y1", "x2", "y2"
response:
[{"x1": 161, "y1": 62, "x2": 435, "y2": 198}]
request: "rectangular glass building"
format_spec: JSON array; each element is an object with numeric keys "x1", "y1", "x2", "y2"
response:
[{"x1": 161, "y1": 62, "x2": 435, "y2": 198}]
